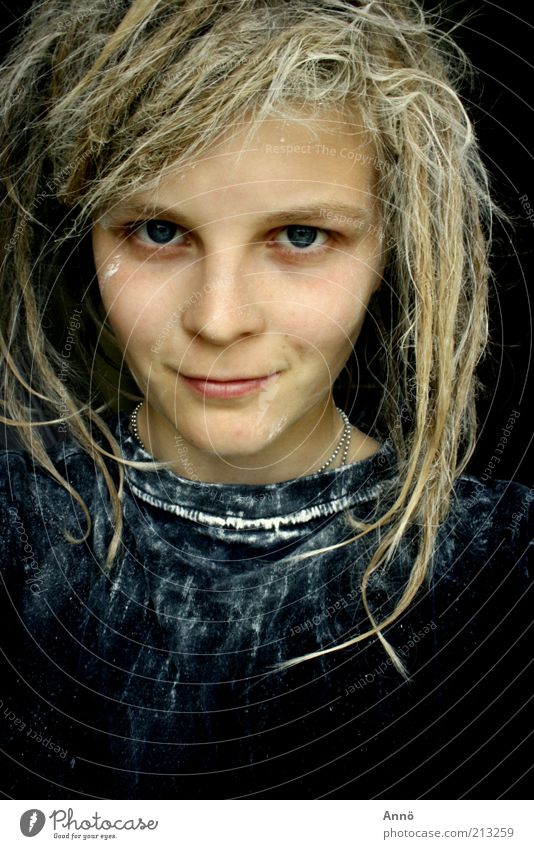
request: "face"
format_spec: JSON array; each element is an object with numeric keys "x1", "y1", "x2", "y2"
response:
[{"x1": 92, "y1": 113, "x2": 385, "y2": 482}]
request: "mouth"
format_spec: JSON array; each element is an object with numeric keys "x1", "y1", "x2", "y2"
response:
[{"x1": 178, "y1": 372, "x2": 280, "y2": 399}]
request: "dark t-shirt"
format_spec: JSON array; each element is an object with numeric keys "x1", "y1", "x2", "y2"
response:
[{"x1": 0, "y1": 413, "x2": 531, "y2": 799}]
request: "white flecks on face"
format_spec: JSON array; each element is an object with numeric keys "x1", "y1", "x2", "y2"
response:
[
  {"x1": 256, "y1": 372, "x2": 281, "y2": 426},
  {"x1": 103, "y1": 255, "x2": 122, "y2": 281},
  {"x1": 98, "y1": 214, "x2": 114, "y2": 231},
  {"x1": 267, "y1": 415, "x2": 288, "y2": 443}
]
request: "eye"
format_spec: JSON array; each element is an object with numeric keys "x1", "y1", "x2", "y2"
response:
[
  {"x1": 130, "y1": 219, "x2": 187, "y2": 246},
  {"x1": 274, "y1": 225, "x2": 329, "y2": 252}
]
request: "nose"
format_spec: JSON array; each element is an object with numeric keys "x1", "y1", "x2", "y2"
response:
[{"x1": 180, "y1": 247, "x2": 265, "y2": 345}]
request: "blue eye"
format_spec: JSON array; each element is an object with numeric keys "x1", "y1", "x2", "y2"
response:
[
  {"x1": 134, "y1": 219, "x2": 186, "y2": 246},
  {"x1": 275, "y1": 225, "x2": 328, "y2": 252},
  {"x1": 287, "y1": 226, "x2": 317, "y2": 248}
]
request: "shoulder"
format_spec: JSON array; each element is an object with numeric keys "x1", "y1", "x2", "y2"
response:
[
  {"x1": 0, "y1": 423, "x2": 120, "y2": 596},
  {"x1": 0, "y1": 419, "x2": 119, "y2": 532},
  {"x1": 0, "y1": 412, "x2": 120, "y2": 492},
  {"x1": 448, "y1": 473, "x2": 532, "y2": 544},
  {"x1": 453, "y1": 470, "x2": 532, "y2": 505},
  {"x1": 0, "y1": 443, "x2": 92, "y2": 578},
  {"x1": 429, "y1": 473, "x2": 532, "y2": 612},
  {"x1": 0, "y1": 439, "x2": 93, "y2": 504}
]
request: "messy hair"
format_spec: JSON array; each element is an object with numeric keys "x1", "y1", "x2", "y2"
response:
[{"x1": 0, "y1": 0, "x2": 499, "y2": 675}]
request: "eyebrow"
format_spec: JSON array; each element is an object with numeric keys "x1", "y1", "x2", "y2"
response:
[
  {"x1": 262, "y1": 203, "x2": 373, "y2": 227},
  {"x1": 102, "y1": 200, "x2": 373, "y2": 229}
]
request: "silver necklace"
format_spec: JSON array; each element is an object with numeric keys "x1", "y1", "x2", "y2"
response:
[
  {"x1": 130, "y1": 401, "x2": 147, "y2": 451},
  {"x1": 316, "y1": 407, "x2": 352, "y2": 473},
  {"x1": 129, "y1": 402, "x2": 352, "y2": 473}
]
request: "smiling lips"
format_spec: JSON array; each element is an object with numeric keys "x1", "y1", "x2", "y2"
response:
[{"x1": 179, "y1": 372, "x2": 280, "y2": 398}]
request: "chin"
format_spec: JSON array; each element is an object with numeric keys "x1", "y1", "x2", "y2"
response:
[{"x1": 208, "y1": 435, "x2": 272, "y2": 460}]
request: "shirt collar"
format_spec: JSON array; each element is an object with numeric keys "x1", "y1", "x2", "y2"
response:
[{"x1": 115, "y1": 411, "x2": 397, "y2": 529}]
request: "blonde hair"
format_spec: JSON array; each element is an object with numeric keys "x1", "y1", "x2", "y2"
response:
[{"x1": 0, "y1": 0, "x2": 501, "y2": 675}]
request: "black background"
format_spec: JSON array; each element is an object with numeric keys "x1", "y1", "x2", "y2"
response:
[
  {"x1": 1, "y1": 1, "x2": 532, "y2": 485},
  {"x1": 436, "y1": 0, "x2": 533, "y2": 487}
]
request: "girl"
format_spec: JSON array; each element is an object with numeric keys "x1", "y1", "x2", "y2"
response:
[{"x1": 0, "y1": 0, "x2": 531, "y2": 799}]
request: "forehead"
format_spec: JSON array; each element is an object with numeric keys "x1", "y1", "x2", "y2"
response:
[{"x1": 119, "y1": 113, "x2": 379, "y2": 216}]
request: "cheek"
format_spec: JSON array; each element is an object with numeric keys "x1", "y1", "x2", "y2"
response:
[
  {"x1": 325, "y1": 278, "x2": 376, "y2": 345},
  {"x1": 99, "y1": 271, "x2": 169, "y2": 353},
  {"x1": 289, "y1": 292, "x2": 365, "y2": 358}
]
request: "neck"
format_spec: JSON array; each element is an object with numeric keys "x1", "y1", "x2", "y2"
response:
[{"x1": 133, "y1": 399, "x2": 366, "y2": 485}]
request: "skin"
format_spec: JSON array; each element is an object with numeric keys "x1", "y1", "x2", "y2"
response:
[{"x1": 92, "y1": 114, "x2": 386, "y2": 484}]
